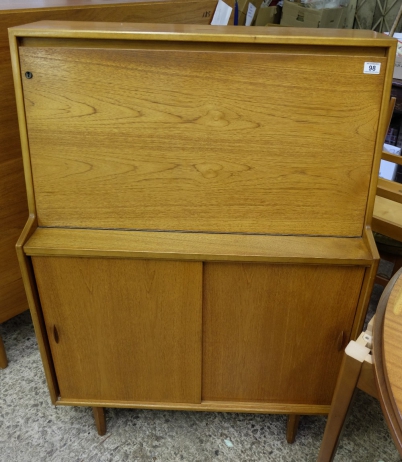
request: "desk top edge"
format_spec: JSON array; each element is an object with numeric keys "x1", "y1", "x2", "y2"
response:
[
  {"x1": 23, "y1": 227, "x2": 374, "y2": 264},
  {"x1": 9, "y1": 21, "x2": 397, "y2": 47}
]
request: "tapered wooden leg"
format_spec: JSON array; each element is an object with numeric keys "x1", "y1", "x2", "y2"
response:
[
  {"x1": 317, "y1": 341, "x2": 369, "y2": 462},
  {"x1": 0, "y1": 334, "x2": 8, "y2": 369},
  {"x1": 92, "y1": 407, "x2": 106, "y2": 436},
  {"x1": 286, "y1": 414, "x2": 300, "y2": 443}
]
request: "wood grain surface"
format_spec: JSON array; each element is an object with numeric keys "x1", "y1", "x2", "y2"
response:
[
  {"x1": 373, "y1": 269, "x2": 402, "y2": 456},
  {"x1": 383, "y1": 274, "x2": 402, "y2": 429},
  {"x1": 32, "y1": 257, "x2": 202, "y2": 403},
  {"x1": 20, "y1": 45, "x2": 386, "y2": 236},
  {"x1": 202, "y1": 263, "x2": 365, "y2": 404},
  {"x1": 23, "y1": 227, "x2": 373, "y2": 265}
]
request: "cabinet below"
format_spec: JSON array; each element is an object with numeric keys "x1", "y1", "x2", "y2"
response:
[{"x1": 32, "y1": 256, "x2": 364, "y2": 408}]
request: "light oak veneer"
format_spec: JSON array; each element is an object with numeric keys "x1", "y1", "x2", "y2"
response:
[{"x1": 9, "y1": 21, "x2": 396, "y2": 437}]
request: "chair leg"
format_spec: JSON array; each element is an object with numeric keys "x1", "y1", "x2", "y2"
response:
[
  {"x1": 0, "y1": 334, "x2": 8, "y2": 369},
  {"x1": 317, "y1": 342, "x2": 368, "y2": 462},
  {"x1": 92, "y1": 407, "x2": 106, "y2": 436},
  {"x1": 286, "y1": 414, "x2": 300, "y2": 443}
]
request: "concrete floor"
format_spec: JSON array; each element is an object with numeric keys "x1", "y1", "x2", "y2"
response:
[{"x1": 0, "y1": 285, "x2": 401, "y2": 462}]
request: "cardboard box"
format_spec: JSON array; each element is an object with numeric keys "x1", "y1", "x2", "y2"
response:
[
  {"x1": 255, "y1": 6, "x2": 281, "y2": 25},
  {"x1": 236, "y1": 0, "x2": 264, "y2": 25},
  {"x1": 237, "y1": 0, "x2": 261, "y2": 13},
  {"x1": 391, "y1": 33, "x2": 402, "y2": 80},
  {"x1": 280, "y1": 0, "x2": 345, "y2": 28},
  {"x1": 394, "y1": 57, "x2": 402, "y2": 79}
]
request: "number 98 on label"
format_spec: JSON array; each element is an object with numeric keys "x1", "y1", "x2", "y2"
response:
[{"x1": 364, "y1": 62, "x2": 381, "y2": 74}]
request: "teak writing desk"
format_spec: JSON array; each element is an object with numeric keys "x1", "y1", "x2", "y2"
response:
[
  {"x1": 9, "y1": 21, "x2": 396, "y2": 438},
  {"x1": 0, "y1": 0, "x2": 232, "y2": 368}
]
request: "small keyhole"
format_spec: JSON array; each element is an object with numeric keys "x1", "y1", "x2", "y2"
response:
[{"x1": 25, "y1": 71, "x2": 33, "y2": 79}]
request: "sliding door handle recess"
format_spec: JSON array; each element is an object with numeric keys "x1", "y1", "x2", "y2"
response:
[
  {"x1": 53, "y1": 325, "x2": 60, "y2": 344},
  {"x1": 337, "y1": 331, "x2": 345, "y2": 351}
]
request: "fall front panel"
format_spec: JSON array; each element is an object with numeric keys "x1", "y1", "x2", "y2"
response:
[{"x1": 20, "y1": 45, "x2": 385, "y2": 236}]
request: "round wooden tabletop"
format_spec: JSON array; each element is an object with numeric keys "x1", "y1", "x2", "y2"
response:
[
  {"x1": 373, "y1": 269, "x2": 402, "y2": 456},
  {"x1": 383, "y1": 275, "x2": 402, "y2": 428}
]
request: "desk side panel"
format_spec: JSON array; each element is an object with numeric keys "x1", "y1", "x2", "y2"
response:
[{"x1": 0, "y1": 157, "x2": 28, "y2": 322}]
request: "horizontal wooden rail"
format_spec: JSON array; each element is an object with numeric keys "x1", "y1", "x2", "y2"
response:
[
  {"x1": 23, "y1": 227, "x2": 374, "y2": 265},
  {"x1": 377, "y1": 178, "x2": 402, "y2": 204},
  {"x1": 373, "y1": 196, "x2": 402, "y2": 241},
  {"x1": 382, "y1": 151, "x2": 402, "y2": 166}
]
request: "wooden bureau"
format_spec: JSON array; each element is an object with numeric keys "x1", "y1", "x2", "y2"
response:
[
  {"x1": 9, "y1": 21, "x2": 396, "y2": 437},
  {"x1": 0, "y1": 0, "x2": 232, "y2": 368}
]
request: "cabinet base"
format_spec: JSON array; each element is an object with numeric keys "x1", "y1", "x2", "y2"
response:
[{"x1": 57, "y1": 398, "x2": 330, "y2": 415}]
